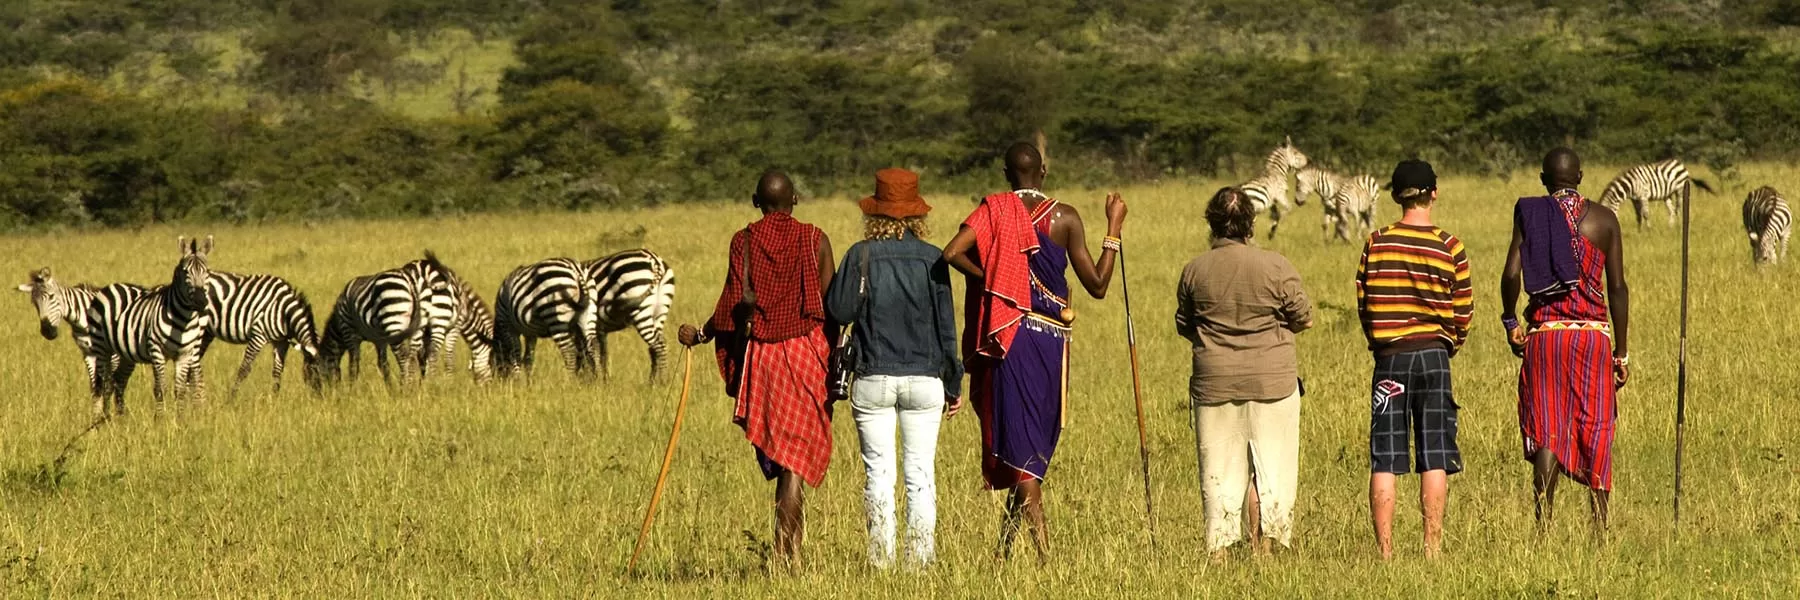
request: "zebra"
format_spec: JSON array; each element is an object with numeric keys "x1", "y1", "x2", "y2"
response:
[
  {"x1": 431, "y1": 265, "x2": 495, "y2": 383},
  {"x1": 401, "y1": 252, "x2": 458, "y2": 378},
  {"x1": 85, "y1": 236, "x2": 215, "y2": 417},
  {"x1": 1296, "y1": 166, "x2": 1380, "y2": 243},
  {"x1": 16, "y1": 268, "x2": 154, "y2": 410},
  {"x1": 492, "y1": 258, "x2": 594, "y2": 377},
  {"x1": 580, "y1": 249, "x2": 676, "y2": 381},
  {"x1": 314, "y1": 266, "x2": 432, "y2": 386},
  {"x1": 202, "y1": 272, "x2": 321, "y2": 393},
  {"x1": 1238, "y1": 138, "x2": 1310, "y2": 238},
  {"x1": 1742, "y1": 186, "x2": 1791, "y2": 266},
  {"x1": 1598, "y1": 159, "x2": 1716, "y2": 230}
]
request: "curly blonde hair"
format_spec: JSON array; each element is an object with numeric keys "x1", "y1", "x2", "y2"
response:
[{"x1": 864, "y1": 215, "x2": 929, "y2": 241}]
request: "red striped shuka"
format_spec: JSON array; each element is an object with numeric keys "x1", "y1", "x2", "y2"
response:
[
  {"x1": 1518, "y1": 193, "x2": 1617, "y2": 491},
  {"x1": 1355, "y1": 224, "x2": 1474, "y2": 356}
]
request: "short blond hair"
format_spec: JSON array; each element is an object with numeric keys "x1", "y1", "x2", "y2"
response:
[{"x1": 864, "y1": 215, "x2": 929, "y2": 241}]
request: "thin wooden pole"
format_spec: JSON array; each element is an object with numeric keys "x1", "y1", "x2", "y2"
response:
[
  {"x1": 1119, "y1": 248, "x2": 1157, "y2": 542},
  {"x1": 1673, "y1": 182, "x2": 1691, "y2": 529},
  {"x1": 628, "y1": 347, "x2": 696, "y2": 574}
]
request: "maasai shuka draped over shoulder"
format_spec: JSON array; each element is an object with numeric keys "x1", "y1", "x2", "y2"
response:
[
  {"x1": 961, "y1": 191, "x2": 1040, "y2": 361},
  {"x1": 706, "y1": 212, "x2": 833, "y2": 487},
  {"x1": 1519, "y1": 193, "x2": 1616, "y2": 490},
  {"x1": 709, "y1": 212, "x2": 827, "y2": 388},
  {"x1": 970, "y1": 192, "x2": 1070, "y2": 489}
]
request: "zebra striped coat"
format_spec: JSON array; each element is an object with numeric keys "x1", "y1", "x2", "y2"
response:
[
  {"x1": 17, "y1": 268, "x2": 154, "y2": 409},
  {"x1": 1237, "y1": 139, "x2": 1310, "y2": 237},
  {"x1": 316, "y1": 262, "x2": 434, "y2": 385},
  {"x1": 492, "y1": 258, "x2": 593, "y2": 377},
  {"x1": 1598, "y1": 159, "x2": 1715, "y2": 229},
  {"x1": 580, "y1": 249, "x2": 676, "y2": 380},
  {"x1": 1742, "y1": 186, "x2": 1791, "y2": 265},
  {"x1": 203, "y1": 271, "x2": 320, "y2": 393},
  {"x1": 85, "y1": 236, "x2": 215, "y2": 416},
  {"x1": 1296, "y1": 167, "x2": 1380, "y2": 243},
  {"x1": 432, "y1": 265, "x2": 495, "y2": 382}
]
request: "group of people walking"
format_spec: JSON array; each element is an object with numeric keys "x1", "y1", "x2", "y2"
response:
[{"x1": 674, "y1": 144, "x2": 1630, "y2": 569}]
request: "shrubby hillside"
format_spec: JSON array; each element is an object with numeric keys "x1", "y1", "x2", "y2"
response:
[{"x1": 5, "y1": 0, "x2": 1800, "y2": 229}]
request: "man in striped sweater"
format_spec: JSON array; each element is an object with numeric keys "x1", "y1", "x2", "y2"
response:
[{"x1": 1355, "y1": 159, "x2": 1473, "y2": 560}]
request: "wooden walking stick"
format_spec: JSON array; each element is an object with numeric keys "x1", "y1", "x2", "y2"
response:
[
  {"x1": 1119, "y1": 246, "x2": 1158, "y2": 541},
  {"x1": 1673, "y1": 181, "x2": 1692, "y2": 529},
  {"x1": 628, "y1": 346, "x2": 696, "y2": 574}
]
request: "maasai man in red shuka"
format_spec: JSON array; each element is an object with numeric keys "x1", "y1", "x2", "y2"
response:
[
  {"x1": 943, "y1": 142, "x2": 1128, "y2": 563},
  {"x1": 679, "y1": 170, "x2": 837, "y2": 567},
  {"x1": 1501, "y1": 148, "x2": 1632, "y2": 538}
]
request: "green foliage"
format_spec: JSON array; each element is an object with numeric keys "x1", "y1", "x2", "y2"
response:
[{"x1": 250, "y1": 0, "x2": 400, "y2": 95}]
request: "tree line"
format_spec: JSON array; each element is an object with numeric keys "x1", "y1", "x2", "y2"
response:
[{"x1": 4, "y1": 0, "x2": 1800, "y2": 230}]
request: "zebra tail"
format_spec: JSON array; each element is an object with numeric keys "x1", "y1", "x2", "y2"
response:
[{"x1": 1691, "y1": 178, "x2": 1716, "y2": 194}]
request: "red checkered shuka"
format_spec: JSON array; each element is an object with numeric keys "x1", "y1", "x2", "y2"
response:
[
  {"x1": 734, "y1": 328, "x2": 834, "y2": 487},
  {"x1": 710, "y1": 212, "x2": 826, "y2": 387},
  {"x1": 960, "y1": 192, "x2": 1039, "y2": 362}
]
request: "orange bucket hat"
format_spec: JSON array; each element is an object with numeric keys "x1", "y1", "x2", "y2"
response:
[{"x1": 859, "y1": 168, "x2": 932, "y2": 219}]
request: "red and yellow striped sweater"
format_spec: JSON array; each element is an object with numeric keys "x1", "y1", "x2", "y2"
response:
[{"x1": 1356, "y1": 223, "x2": 1474, "y2": 356}]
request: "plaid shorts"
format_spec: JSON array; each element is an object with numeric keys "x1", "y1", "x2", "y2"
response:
[{"x1": 1369, "y1": 348, "x2": 1463, "y2": 475}]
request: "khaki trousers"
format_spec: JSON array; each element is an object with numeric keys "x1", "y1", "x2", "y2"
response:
[{"x1": 1191, "y1": 388, "x2": 1302, "y2": 552}]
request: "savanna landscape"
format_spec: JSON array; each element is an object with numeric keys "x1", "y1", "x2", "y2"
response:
[{"x1": 4, "y1": 0, "x2": 1800, "y2": 597}]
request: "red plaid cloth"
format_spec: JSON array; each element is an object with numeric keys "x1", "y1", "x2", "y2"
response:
[
  {"x1": 735, "y1": 328, "x2": 833, "y2": 487},
  {"x1": 961, "y1": 192, "x2": 1039, "y2": 361},
  {"x1": 710, "y1": 212, "x2": 826, "y2": 389}
]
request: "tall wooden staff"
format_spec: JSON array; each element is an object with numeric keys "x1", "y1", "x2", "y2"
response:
[
  {"x1": 628, "y1": 347, "x2": 696, "y2": 574},
  {"x1": 1119, "y1": 248, "x2": 1158, "y2": 541},
  {"x1": 1673, "y1": 182, "x2": 1692, "y2": 528}
]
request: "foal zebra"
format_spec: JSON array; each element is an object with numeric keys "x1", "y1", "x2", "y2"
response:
[
  {"x1": 580, "y1": 249, "x2": 676, "y2": 381},
  {"x1": 315, "y1": 262, "x2": 434, "y2": 385},
  {"x1": 492, "y1": 258, "x2": 594, "y2": 377},
  {"x1": 1742, "y1": 186, "x2": 1792, "y2": 266},
  {"x1": 1598, "y1": 159, "x2": 1716, "y2": 229},
  {"x1": 17, "y1": 268, "x2": 153, "y2": 405},
  {"x1": 86, "y1": 236, "x2": 215, "y2": 416},
  {"x1": 1296, "y1": 167, "x2": 1380, "y2": 243},
  {"x1": 1237, "y1": 138, "x2": 1310, "y2": 237},
  {"x1": 204, "y1": 272, "x2": 320, "y2": 393}
]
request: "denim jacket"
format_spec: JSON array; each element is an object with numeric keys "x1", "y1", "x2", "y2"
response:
[{"x1": 826, "y1": 233, "x2": 964, "y2": 399}]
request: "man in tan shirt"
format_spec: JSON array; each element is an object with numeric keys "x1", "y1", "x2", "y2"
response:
[{"x1": 1174, "y1": 187, "x2": 1313, "y2": 560}]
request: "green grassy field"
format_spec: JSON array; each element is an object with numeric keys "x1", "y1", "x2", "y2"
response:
[{"x1": 2, "y1": 167, "x2": 1797, "y2": 597}]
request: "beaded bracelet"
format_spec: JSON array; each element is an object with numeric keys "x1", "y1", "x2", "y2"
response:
[
  {"x1": 1102, "y1": 236, "x2": 1123, "y2": 252},
  {"x1": 1501, "y1": 315, "x2": 1520, "y2": 331}
]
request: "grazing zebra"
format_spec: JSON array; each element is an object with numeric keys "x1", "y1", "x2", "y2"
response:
[
  {"x1": 203, "y1": 272, "x2": 321, "y2": 393},
  {"x1": 432, "y1": 265, "x2": 495, "y2": 382},
  {"x1": 580, "y1": 249, "x2": 676, "y2": 381},
  {"x1": 402, "y1": 252, "x2": 458, "y2": 378},
  {"x1": 1742, "y1": 186, "x2": 1792, "y2": 265},
  {"x1": 315, "y1": 266, "x2": 432, "y2": 385},
  {"x1": 1598, "y1": 159, "x2": 1716, "y2": 229},
  {"x1": 86, "y1": 236, "x2": 215, "y2": 416},
  {"x1": 1237, "y1": 138, "x2": 1310, "y2": 237},
  {"x1": 16, "y1": 268, "x2": 154, "y2": 408},
  {"x1": 492, "y1": 258, "x2": 594, "y2": 377}
]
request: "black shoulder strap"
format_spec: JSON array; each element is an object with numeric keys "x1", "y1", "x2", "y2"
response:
[
  {"x1": 856, "y1": 243, "x2": 871, "y2": 318},
  {"x1": 739, "y1": 225, "x2": 755, "y2": 306}
]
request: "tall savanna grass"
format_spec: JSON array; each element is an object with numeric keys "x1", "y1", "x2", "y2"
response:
[{"x1": 1, "y1": 166, "x2": 1796, "y2": 596}]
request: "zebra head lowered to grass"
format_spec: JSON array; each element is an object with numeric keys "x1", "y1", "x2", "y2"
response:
[
  {"x1": 314, "y1": 266, "x2": 431, "y2": 386},
  {"x1": 1742, "y1": 186, "x2": 1791, "y2": 266},
  {"x1": 17, "y1": 267, "x2": 154, "y2": 400},
  {"x1": 84, "y1": 235, "x2": 215, "y2": 417},
  {"x1": 433, "y1": 261, "x2": 495, "y2": 383},
  {"x1": 1598, "y1": 158, "x2": 1716, "y2": 230},
  {"x1": 204, "y1": 270, "x2": 322, "y2": 394}
]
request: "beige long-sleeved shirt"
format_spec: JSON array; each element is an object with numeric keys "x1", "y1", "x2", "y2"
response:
[{"x1": 1175, "y1": 238, "x2": 1313, "y2": 404}]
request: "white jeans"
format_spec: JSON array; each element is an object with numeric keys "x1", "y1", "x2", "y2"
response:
[{"x1": 850, "y1": 374, "x2": 945, "y2": 568}]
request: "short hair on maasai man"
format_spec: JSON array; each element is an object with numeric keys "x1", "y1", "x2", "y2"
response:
[{"x1": 1206, "y1": 186, "x2": 1257, "y2": 241}]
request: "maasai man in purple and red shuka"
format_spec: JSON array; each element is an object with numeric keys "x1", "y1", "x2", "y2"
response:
[
  {"x1": 944, "y1": 142, "x2": 1128, "y2": 562},
  {"x1": 1501, "y1": 147, "x2": 1632, "y2": 537},
  {"x1": 679, "y1": 170, "x2": 837, "y2": 567}
]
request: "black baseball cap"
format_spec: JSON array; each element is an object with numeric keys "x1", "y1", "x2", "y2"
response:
[{"x1": 1389, "y1": 159, "x2": 1437, "y2": 194}]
